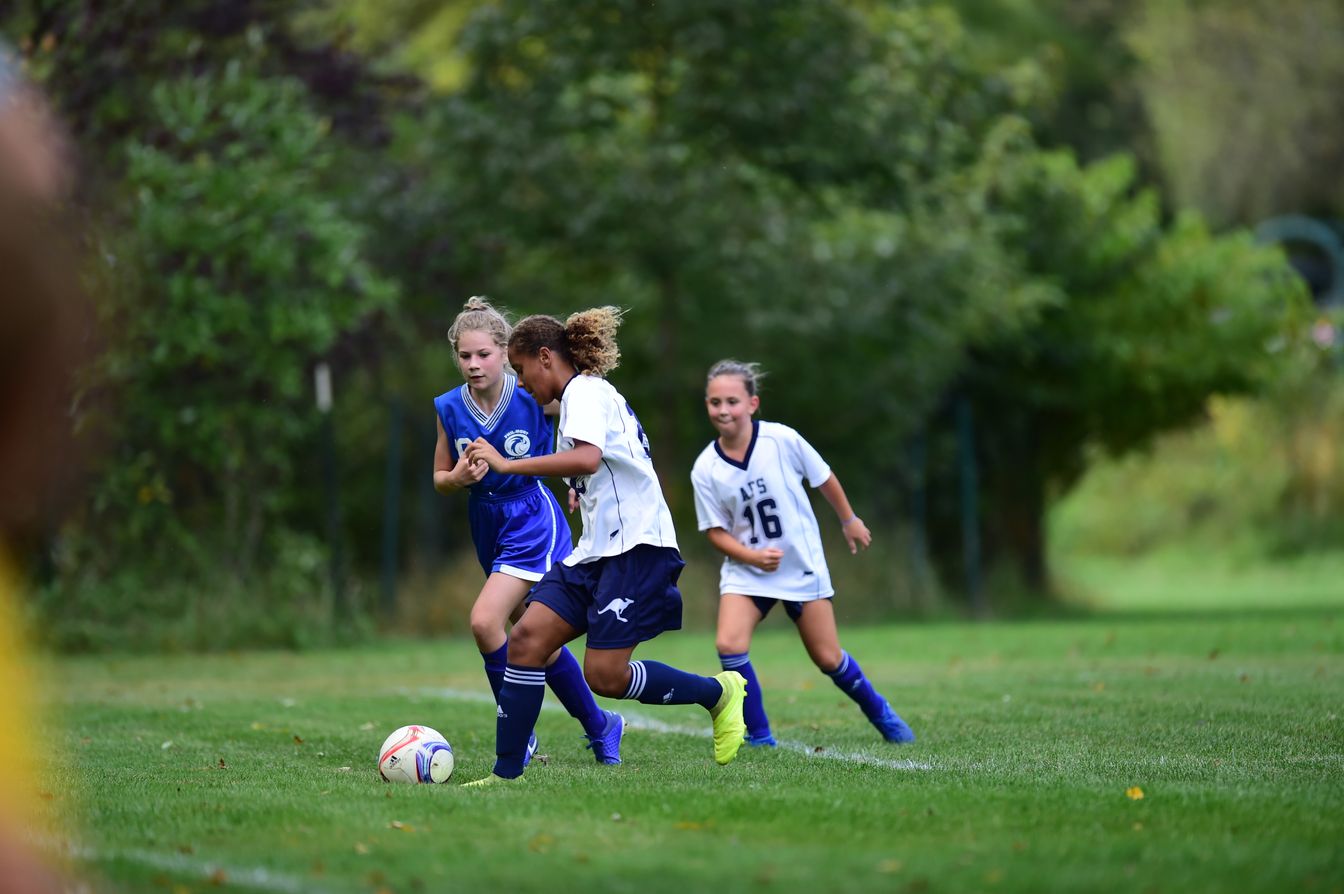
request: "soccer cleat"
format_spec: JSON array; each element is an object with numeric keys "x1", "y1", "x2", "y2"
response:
[
  {"x1": 461, "y1": 772, "x2": 525, "y2": 788},
  {"x1": 872, "y1": 702, "x2": 916, "y2": 743},
  {"x1": 745, "y1": 731, "x2": 778, "y2": 748},
  {"x1": 709, "y1": 671, "x2": 748, "y2": 765},
  {"x1": 584, "y1": 709, "x2": 625, "y2": 765},
  {"x1": 521, "y1": 732, "x2": 539, "y2": 768}
]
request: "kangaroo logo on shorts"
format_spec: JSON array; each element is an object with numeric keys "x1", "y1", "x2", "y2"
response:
[
  {"x1": 503, "y1": 429, "x2": 532, "y2": 458},
  {"x1": 597, "y1": 597, "x2": 634, "y2": 623}
]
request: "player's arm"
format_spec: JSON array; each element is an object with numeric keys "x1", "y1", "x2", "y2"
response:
[
  {"x1": 816, "y1": 473, "x2": 871, "y2": 554},
  {"x1": 433, "y1": 417, "x2": 487, "y2": 494},
  {"x1": 705, "y1": 527, "x2": 783, "y2": 573},
  {"x1": 466, "y1": 437, "x2": 602, "y2": 479}
]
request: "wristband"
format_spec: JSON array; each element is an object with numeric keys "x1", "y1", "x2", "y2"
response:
[{"x1": 840, "y1": 516, "x2": 860, "y2": 527}]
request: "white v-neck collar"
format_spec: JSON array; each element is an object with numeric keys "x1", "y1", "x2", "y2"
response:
[{"x1": 461, "y1": 373, "x2": 516, "y2": 431}]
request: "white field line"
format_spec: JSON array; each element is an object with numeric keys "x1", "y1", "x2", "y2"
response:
[
  {"x1": 44, "y1": 841, "x2": 327, "y2": 894},
  {"x1": 412, "y1": 686, "x2": 934, "y2": 772}
]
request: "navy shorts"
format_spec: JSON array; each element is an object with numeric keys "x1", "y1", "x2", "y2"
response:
[
  {"x1": 468, "y1": 483, "x2": 573, "y2": 581},
  {"x1": 749, "y1": 595, "x2": 832, "y2": 623},
  {"x1": 527, "y1": 544, "x2": 685, "y2": 649}
]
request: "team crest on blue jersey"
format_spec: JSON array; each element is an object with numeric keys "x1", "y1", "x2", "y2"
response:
[{"x1": 503, "y1": 429, "x2": 532, "y2": 457}]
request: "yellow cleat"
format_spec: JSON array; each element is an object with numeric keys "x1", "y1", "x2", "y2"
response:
[
  {"x1": 461, "y1": 773, "x2": 524, "y2": 788},
  {"x1": 709, "y1": 671, "x2": 748, "y2": 766}
]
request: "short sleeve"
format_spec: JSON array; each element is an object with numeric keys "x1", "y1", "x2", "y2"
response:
[
  {"x1": 691, "y1": 461, "x2": 732, "y2": 532},
  {"x1": 559, "y1": 375, "x2": 609, "y2": 452},
  {"x1": 788, "y1": 427, "x2": 831, "y2": 488}
]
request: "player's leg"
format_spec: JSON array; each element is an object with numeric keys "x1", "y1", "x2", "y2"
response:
[
  {"x1": 793, "y1": 599, "x2": 915, "y2": 743},
  {"x1": 470, "y1": 571, "x2": 530, "y2": 701},
  {"x1": 483, "y1": 601, "x2": 582, "y2": 780},
  {"x1": 488, "y1": 488, "x2": 609, "y2": 752},
  {"x1": 468, "y1": 573, "x2": 545, "y2": 766},
  {"x1": 584, "y1": 546, "x2": 747, "y2": 765},
  {"x1": 716, "y1": 594, "x2": 776, "y2": 746}
]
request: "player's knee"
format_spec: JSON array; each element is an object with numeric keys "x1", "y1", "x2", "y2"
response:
[
  {"x1": 583, "y1": 662, "x2": 630, "y2": 698},
  {"x1": 468, "y1": 608, "x2": 502, "y2": 648},
  {"x1": 505, "y1": 620, "x2": 550, "y2": 666},
  {"x1": 715, "y1": 634, "x2": 749, "y2": 656},
  {"x1": 812, "y1": 648, "x2": 843, "y2": 674}
]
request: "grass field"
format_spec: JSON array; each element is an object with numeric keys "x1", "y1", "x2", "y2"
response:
[{"x1": 33, "y1": 564, "x2": 1344, "y2": 894}]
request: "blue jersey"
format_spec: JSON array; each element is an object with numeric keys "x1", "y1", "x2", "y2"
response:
[{"x1": 434, "y1": 373, "x2": 556, "y2": 501}]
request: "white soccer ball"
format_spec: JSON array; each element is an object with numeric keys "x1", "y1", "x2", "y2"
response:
[{"x1": 377, "y1": 724, "x2": 455, "y2": 784}]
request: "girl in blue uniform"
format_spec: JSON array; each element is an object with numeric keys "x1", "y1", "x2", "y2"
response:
[
  {"x1": 462, "y1": 307, "x2": 747, "y2": 784},
  {"x1": 691, "y1": 360, "x2": 915, "y2": 747},
  {"x1": 433, "y1": 297, "x2": 623, "y2": 765}
]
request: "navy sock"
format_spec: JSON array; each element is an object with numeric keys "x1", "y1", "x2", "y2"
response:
[
  {"x1": 623, "y1": 660, "x2": 722, "y2": 709},
  {"x1": 481, "y1": 643, "x2": 507, "y2": 704},
  {"x1": 720, "y1": 652, "x2": 770, "y2": 738},
  {"x1": 826, "y1": 651, "x2": 887, "y2": 721},
  {"x1": 493, "y1": 663, "x2": 546, "y2": 778},
  {"x1": 546, "y1": 645, "x2": 606, "y2": 737}
]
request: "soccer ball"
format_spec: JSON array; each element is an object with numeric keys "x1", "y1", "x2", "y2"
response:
[{"x1": 377, "y1": 724, "x2": 455, "y2": 784}]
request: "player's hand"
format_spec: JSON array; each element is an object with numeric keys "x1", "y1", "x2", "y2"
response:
[
  {"x1": 450, "y1": 453, "x2": 488, "y2": 487},
  {"x1": 465, "y1": 437, "x2": 507, "y2": 472},
  {"x1": 841, "y1": 517, "x2": 871, "y2": 554},
  {"x1": 567, "y1": 488, "x2": 579, "y2": 513},
  {"x1": 753, "y1": 547, "x2": 784, "y2": 573}
]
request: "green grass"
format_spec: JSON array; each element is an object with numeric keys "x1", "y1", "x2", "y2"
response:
[
  {"x1": 1055, "y1": 549, "x2": 1344, "y2": 614},
  {"x1": 34, "y1": 589, "x2": 1344, "y2": 894}
]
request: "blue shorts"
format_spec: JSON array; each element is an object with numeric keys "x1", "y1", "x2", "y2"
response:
[
  {"x1": 748, "y1": 596, "x2": 831, "y2": 623},
  {"x1": 527, "y1": 544, "x2": 685, "y2": 649},
  {"x1": 468, "y1": 483, "x2": 572, "y2": 581}
]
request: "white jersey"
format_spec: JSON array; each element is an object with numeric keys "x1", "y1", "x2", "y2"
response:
[
  {"x1": 558, "y1": 374, "x2": 678, "y2": 564},
  {"x1": 691, "y1": 420, "x2": 835, "y2": 601}
]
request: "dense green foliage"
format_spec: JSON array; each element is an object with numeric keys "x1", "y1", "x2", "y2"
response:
[
  {"x1": 0, "y1": 0, "x2": 1325, "y2": 648},
  {"x1": 38, "y1": 593, "x2": 1344, "y2": 892}
]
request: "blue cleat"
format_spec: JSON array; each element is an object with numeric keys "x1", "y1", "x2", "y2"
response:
[
  {"x1": 584, "y1": 709, "x2": 625, "y2": 765},
  {"x1": 872, "y1": 702, "x2": 916, "y2": 743},
  {"x1": 521, "y1": 732, "x2": 539, "y2": 767},
  {"x1": 745, "y1": 732, "x2": 778, "y2": 747}
]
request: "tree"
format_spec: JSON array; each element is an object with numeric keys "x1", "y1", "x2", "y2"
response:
[
  {"x1": 420, "y1": 0, "x2": 1046, "y2": 505},
  {"x1": 1129, "y1": 0, "x2": 1344, "y2": 226},
  {"x1": 958, "y1": 133, "x2": 1310, "y2": 588}
]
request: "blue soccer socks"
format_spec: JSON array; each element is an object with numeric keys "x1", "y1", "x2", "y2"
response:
[
  {"x1": 546, "y1": 645, "x2": 607, "y2": 738},
  {"x1": 719, "y1": 652, "x2": 773, "y2": 744},
  {"x1": 622, "y1": 660, "x2": 723, "y2": 709},
  {"x1": 480, "y1": 643, "x2": 507, "y2": 703},
  {"x1": 827, "y1": 651, "x2": 915, "y2": 743},
  {"x1": 493, "y1": 663, "x2": 547, "y2": 778}
]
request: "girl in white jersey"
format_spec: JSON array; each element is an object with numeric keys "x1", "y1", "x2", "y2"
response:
[
  {"x1": 462, "y1": 308, "x2": 747, "y2": 784},
  {"x1": 691, "y1": 360, "x2": 915, "y2": 746}
]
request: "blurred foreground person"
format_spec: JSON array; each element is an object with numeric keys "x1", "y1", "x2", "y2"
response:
[{"x1": 0, "y1": 41, "x2": 86, "y2": 894}]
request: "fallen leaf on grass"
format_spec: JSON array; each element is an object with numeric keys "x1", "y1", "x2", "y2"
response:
[
  {"x1": 1126, "y1": 787, "x2": 1144, "y2": 800},
  {"x1": 293, "y1": 735, "x2": 304, "y2": 745}
]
